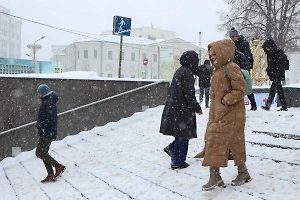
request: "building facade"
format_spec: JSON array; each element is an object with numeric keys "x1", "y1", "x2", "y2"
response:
[
  {"x1": 0, "y1": 57, "x2": 52, "y2": 74},
  {"x1": 53, "y1": 35, "x2": 206, "y2": 81},
  {"x1": 0, "y1": 6, "x2": 22, "y2": 59}
]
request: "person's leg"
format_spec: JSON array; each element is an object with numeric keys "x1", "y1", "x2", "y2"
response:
[
  {"x1": 36, "y1": 137, "x2": 60, "y2": 175},
  {"x1": 204, "y1": 87, "x2": 210, "y2": 108},
  {"x1": 276, "y1": 82, "x2": 288, "y2": 110},
  {"x1": 199, "y1": 87, "x2": 204, "y2": 104},
  {"x1": 262, "y1": 81, "x2": 277, "y2": 110},
  {"x1": 247, "y1": 93, "x2": 257, "y2": 110},
  {"x1": 171, "y1": 138, "x2": 189, "y2": 169},
  {"x1": 231, "y1": 162, "x2": 251, "y2": 186}
]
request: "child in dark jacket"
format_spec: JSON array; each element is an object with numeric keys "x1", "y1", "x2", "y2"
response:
[{"x1": 36, "y1": 84, "x2": 66, "y2": 182}]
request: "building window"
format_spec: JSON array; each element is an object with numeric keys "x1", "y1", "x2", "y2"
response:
[
  {"x1": 108, "y1": 51, "x2": 113, "y2": 60},
  {"x1": 131, "y1": 75, "x2": 135, "y2": 78},
  {"x1": 153, "y1": 54, "x2": 158, "y2": 62},
  {"x1": 78, "y1": 51, "x2": 79, "y2": 59},
  {"x1": 108, "y1": 74, "x2": 112, "y2": 77},
  {"x1": 94, "y1": 50, "x2": 97, "y2": 59},
  {"x1": 122, "y1": 52, "x2": 124, "y2": 60},
  {"x1": 131, "y1": 52, "x2": 135, "y2": 61},
  {"x1": 84, "y1": 50, "x2": 88, "y2": 59},
  {"x1": 142, "y1": 53, "x2": 146, "y2": 59}
]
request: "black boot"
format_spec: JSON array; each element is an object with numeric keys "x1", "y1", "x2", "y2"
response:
[
  {"x1": 163, "y1": 142, "x2": 174, "y2": 158},
  {"x1": 261, "y1": 102, "x2": 272, "y2": 111}
]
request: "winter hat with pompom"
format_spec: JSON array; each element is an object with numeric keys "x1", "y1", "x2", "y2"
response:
[
  {"x1": 37, "y1": 84, "x2": 51, "y2": 96},
  {"x1": 229, "y1": 27, "x2": 239, "y2": 37}
]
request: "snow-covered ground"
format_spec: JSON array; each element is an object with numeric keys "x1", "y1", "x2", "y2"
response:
[{"x1": 0, "y1": 102, "x2": 299, "y2": 200}]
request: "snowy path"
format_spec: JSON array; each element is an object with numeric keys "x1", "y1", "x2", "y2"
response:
[{"x1": 1, "y1": 106, "x2": 299, "y2": 200}]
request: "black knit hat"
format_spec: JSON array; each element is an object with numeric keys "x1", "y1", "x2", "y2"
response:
[{"x1": 229, "y1": 27, "x2": 239, "y2": 37}]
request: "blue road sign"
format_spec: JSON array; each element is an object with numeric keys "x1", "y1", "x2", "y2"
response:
[{"x1": 113, "y1": 16, "x2": 131, "y2": 36}]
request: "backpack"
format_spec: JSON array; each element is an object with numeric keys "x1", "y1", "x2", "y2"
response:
[
  {"x1": 282, "y1": 53, "x2": 289, "y2": 70},
  {"x1": 225, "y1": 62, "x2": 252, "y2": 95}
]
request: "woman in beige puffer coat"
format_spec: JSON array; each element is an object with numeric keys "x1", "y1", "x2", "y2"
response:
[{"x1": 200, "y1": 39, "x2": 251, "y2": 191}]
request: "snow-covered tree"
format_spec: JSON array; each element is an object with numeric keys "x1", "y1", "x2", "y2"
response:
[{"x1": 219, "y1": 0, "x2": 300, "y2": 52}]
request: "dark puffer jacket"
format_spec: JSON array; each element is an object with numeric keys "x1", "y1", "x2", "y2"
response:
[
  {"x1": 262, "y1": 39, "x2": 289, "y2": 81},
  {"x1": 234, "y1": 35, "x2": 253, "y2": 68},
  {"x1": 197, "y1": 62, "x2": 213, "y2": 88},
  {"x1": 37, "y1": 91, "x2": 58, "y2": 139},
  {"x1": 234, "y1": 49, "x2": 251, "y2": 71}
]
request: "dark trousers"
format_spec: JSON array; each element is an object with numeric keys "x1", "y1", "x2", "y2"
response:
[
  {"x1": 199, "y1": 86, "x2": 210, "y2": 106},
  {"x1": 266, "y1": 80, "x2": 287, "y2": 108},
  {"x1": 247, "y1": 93, "x2": 257, "y2": 108},
  {"x1": 171, "y1": 138, "x2": 189, "y2": 166},
  {"x1": 36, "y1": 137, "x2": 59, "y2": 175}
]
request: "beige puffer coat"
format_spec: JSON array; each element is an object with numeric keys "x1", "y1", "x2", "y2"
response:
[{"x1": 202, "y1": 39, "x2": 247, "y2": 167}]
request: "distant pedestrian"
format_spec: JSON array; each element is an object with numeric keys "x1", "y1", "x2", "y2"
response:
[
  {"x1": 197, "y1": 59, "x2": 213, "y2": 108},
  {"x1": 35, "y1": 84, "x2": 66, "y2": 182},
  {"x1": 261, "y1": 39, "x2": 289, "y2": 111},
  {"x1": 230, "y1": 27, "x2": 257, "y2": 111},
  {"x1": 160, "y1": 50, "x2": 203, "y2": 170}
]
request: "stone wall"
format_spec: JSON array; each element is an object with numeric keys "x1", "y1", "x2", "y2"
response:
[{"x1": 0, "y1": 77, "x2": 169, "y2": 160}]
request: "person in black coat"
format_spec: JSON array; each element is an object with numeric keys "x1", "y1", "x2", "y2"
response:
[
  {"x1": 160, "y1": 50, "x2": 203, "y2": 169},
  {"x1": 261, "y1": 39, "x2": 289, "y2": 111},
  {"x1": 35, "y1": 84, "x2": 66, "y2": 182},
  {"x1": 197, "y1": 59, "x2": 213, "y2": 108},
  {"x1": 234, "y1": 49, "x2": 251, "y2": 71},
  {"x1": 230, "y1": 27, "x2": 257, "y2": 111}
]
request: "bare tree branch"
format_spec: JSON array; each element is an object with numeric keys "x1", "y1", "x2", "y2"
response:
[{"x1": 219, "y1": 0, "x2": 300, "y2": 52}]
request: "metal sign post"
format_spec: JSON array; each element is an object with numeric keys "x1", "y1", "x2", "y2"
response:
[
  {"x1": 118, "y1": 35, "x2": 123, "y2": 78},
  {"x1": 113, "y1": 16, "x2": 132, "y2": 78}
]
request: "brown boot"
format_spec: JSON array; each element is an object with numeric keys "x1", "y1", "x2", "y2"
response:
[
  {"x1": 231, "y1": 163, "x2": 252, "y2": 186},
  {"x1": 194, "y1": 149, "x2": 205, "y2": 158},
  {"x1": 202, "y1": 167, "x2": 226, "y2": 191}
]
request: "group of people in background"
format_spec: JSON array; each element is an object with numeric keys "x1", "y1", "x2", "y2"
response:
[{"x1": 160, "y1": 27, "x2": 289, "y2": 191}]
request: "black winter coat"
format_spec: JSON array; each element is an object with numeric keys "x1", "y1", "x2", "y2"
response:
[
  {"x1": 234, "y1": 35, "x2": 253, "y2": 68},
  {"x1": 160, "y1": 65, "x2": 201, "y2": 139},
  {"x1": 37, "y1": 91, "x2": 58, "y2": 139},
  {"x1": 265, "y1": 48, "x2": 287, "y2": 81},
  {"x1": 234, "y1": 50, "x2": 251, "y2": 71},
  {"x1": 197, "y1": 64, "x2": 213, "y2": 88}
]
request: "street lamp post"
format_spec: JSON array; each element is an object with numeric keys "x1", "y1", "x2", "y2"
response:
[{"x1": 33, "y1": 36, "x2": 45, "y2": 66}]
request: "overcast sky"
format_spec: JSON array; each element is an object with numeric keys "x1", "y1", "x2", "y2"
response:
[{"x1": 1, "y1": 0, "x2": 229, "y2": 61}]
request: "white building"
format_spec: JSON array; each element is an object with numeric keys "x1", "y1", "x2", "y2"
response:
[
  {"x1": 52, "y1": 35, "x2": 207, "y2": 80},
  {"x1": 0, "y1": 6, "x2": 22, "y2": 59}
]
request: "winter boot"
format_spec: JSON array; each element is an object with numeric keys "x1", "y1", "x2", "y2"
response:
[
  {"x1": 261, "y1": 101, "x2": 272, "y2": 111},
  {"x1": 163, "y1": 142, "x2": 174, "y2": 158},
  {"x1": 41, "y1": 174, "x2": 55, "y2": 183},
  {"x1": 202, "y1": 167, "x2": 226, "y2": 191},
  {"x1": 54, "y1": 164, "x2": 66, "y2": 178},
  {"x1": 231, "y1": 163, "x2": 252, "y2": 186},
  {"x1": 277, "y1": 107, "x2": 288, "y2": 111}
]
